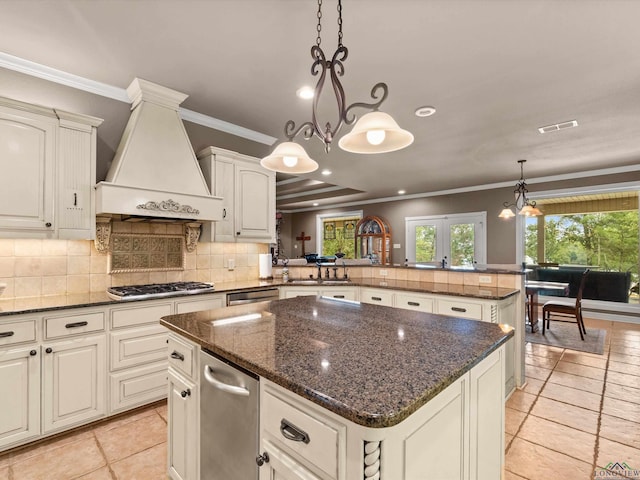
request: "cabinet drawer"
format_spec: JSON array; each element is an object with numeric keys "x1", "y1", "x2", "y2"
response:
[
  {"x1": 168, "y1": 334, "x2": 196, "y2": 379},
  {"x1": 175, "y1": 295, "x2": 224, "y2": 314},
  {"x1": 0, "y1": 319, "x2": 37, "y2": 346},
  {"x1": 109, "y1": 361, "x2": 168, "y2": 413},
  {"x1": 395, "y1": 293, "x2": 434, "y2": 313},
  {"x1": 263, "y1": 390, "x2": 340, "y2": 478},
  {"x1": 359, "y1": 288, "x2": 393, "y2": 306},
  {"x1": 110, "y1": 324, "x2": 168, "y2": 370},
  {"x1": 436, "y1": 299, "x2": 483, "y2": 320},
  {"x1": 44, "y1": 312, "x2": 104, "y2": 339},
  {"x1": 111, "y1": 303, "x2": 172, "y2": 329}
]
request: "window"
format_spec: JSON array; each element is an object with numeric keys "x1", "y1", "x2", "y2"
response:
[
  {"x1": 406, "y1": 212, "x2": 486, "y2": 267},
  {"x1": 315, "y1": 211, "x2": 363, "y2": 258}
]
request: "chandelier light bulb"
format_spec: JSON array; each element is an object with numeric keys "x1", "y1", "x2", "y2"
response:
[
  {"x1": 283, "y1": 156, "x2": 298, "y2": 167},
  {"x1": 366, "y1": 129, "x2": 386, "y2": 145}
]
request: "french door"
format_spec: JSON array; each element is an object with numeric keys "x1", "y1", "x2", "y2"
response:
[{"x1": 406, "y1": 213, "x2": 486, "y2": 266}]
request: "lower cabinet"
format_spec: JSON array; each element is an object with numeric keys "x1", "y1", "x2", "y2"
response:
[{"x1": 167, "y1": 332, "x2": 200, "y2": 480}]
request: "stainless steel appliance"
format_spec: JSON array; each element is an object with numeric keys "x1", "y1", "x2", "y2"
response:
[
  {"x1": 200, "y1": 348, "x2": 260, "y2": 480},
  {"x1": 106, "y1": 281, "x2": 215, "y2": 300},
  {"x1": 226, "y1": 287, "x2": 279, "y2": 306}
]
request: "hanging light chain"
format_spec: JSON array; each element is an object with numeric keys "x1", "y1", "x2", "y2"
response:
[
  {"x1": 316, "y1": 0, "x2": 323, "y2": 47},
  {"x1": 337, "y1": 0, "x2": 343, "y2": 47}
]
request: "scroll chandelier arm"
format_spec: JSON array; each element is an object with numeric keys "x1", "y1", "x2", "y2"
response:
[{"x1": 343, "y1": 82, "x2": 389, "y2": 125}]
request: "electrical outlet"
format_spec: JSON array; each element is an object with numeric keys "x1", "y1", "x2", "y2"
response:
[
  {"x1": 227, "y1": 258, "x2": 235, "y2": 270},
  {"x1": 379, "y1": 269, "x2": 388, "y2": 277},
  {"x1": 479, "y1": 275, "x2": 492, "y2": 284}
]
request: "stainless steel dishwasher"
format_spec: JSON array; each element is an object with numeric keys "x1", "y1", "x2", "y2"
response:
[{"x1": 200, "y1": 348, "x2": 260, "y2": 480}]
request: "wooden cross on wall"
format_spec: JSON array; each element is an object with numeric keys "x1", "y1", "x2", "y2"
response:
[{"x1": 296, "y1": 231, "x2": 311, "y2": 256}]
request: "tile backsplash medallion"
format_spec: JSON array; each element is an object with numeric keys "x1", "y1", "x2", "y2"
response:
[{"x1": 0, "y1": 222, "x2": 268, "y2": 298}]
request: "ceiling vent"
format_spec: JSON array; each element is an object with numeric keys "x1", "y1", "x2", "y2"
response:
[{"x1": 538, "y1": 120, "x2": 578, "y2": 134}]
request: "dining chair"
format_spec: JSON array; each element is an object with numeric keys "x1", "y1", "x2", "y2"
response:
[{"x1": 542, "y1": 269, "x2": 590, "y2": 340}]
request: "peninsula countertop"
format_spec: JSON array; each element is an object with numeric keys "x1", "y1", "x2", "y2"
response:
[{"x1": 160, "y1": 295, "x2": 513, "y2": 428}]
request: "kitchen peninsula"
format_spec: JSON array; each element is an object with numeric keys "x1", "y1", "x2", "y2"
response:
[{"x1": 161, "y1": 295, "x2": 513, "y2": 480}]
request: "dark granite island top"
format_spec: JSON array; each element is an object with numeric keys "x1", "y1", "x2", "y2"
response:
[{"x1": 160, "y1": 295, "x2": 513, "y2": 428}]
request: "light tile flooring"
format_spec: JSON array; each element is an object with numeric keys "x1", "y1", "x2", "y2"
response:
[
  {"x1": 0, "y1": 401, "x2": 168, "y2": 480},
  {"x1": 505, "y1": 317, "x2": 640, "y2": 480},
  {"x1": 1, "y1": 318, "x2": 639, "y2": 479}
]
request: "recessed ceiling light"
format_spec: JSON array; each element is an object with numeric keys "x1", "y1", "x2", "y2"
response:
[
  {"x1": 538, "y1": 120, "x2": 578, "y2": 134},
  {"x1": 296, "y1": 86, "x2": 314, "y2": 99},
  {"x1": 398, "y1": 189, "x2": 406, "y2": 195},
  {"x1": 415, "y1": 106, "x2": 436, "y2": 117},
  {"x1": 312, "y1": 202, "x2": 319, "y2": 206},
  {"x1": 321, "y1": 169, "x2": 332, "y2": 176}
]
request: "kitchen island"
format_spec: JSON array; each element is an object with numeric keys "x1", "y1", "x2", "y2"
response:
[{"x1": 161, "y1": 295, "x2": 513, "y2": 480}]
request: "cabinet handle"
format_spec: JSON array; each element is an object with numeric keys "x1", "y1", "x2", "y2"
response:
[
  {"x1": 451, "y1": 307, "x2": 467, "y2": 313},
  {"x1": 0, "y1": 331, "x2": 15, "y2": 338},
  {"x1": 65, "y1": 321, "x2": 88, "y2": 329},
  {"x1": 45, "y1": 222, "x2": 52, "y2": 228},
  {"x1": 170, "y1": 351, "x2": 185, "y2": 361},
  {"x1": 333, "y1": 295, "x2": 345, "y2": 299},
  {"x1": 223, "y1": 208, "x2": 227, "y2": 219},
  {"x1": 45, "y1": 347, "x2": 53, "y2": 354},
  {"x1": 408, "y1": 301, "x2": 420, "y2": 306},
  {"x1": 280, "y1": 419, "x2": 310, "y2": 444},
  {"x1": 255, "y1": 452, "x2": 270, "y2": 467},
  {"x1": 236, "y1": 231, "x2": 241, "y2": 235},
  {"x1": 73, "y1": 192, "x2": 77, "y2": 206},
  {"x1": 180, "y1": 389, "x2": 191, "y2": 398},
  {"x1": 30, "y1": 350, "x2": 37, "y2": 356},
  {"x1": 371, "y1": 296, "x2": 382, "y2": 301}
]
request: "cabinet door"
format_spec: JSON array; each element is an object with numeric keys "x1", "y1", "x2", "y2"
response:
[
  {"x1": 168, "y1": 370, "x2": 198, "y2": 480},
  {"x1": 279, "y1": 287, "x2": 320, "y2": 299},
  {"x1": 359, "y1": 288, "x2": 394, "y2": 306},
  {"x1": 235, "y1": 163, "x2": 275, "y2": 241},
  {"x1": 213, "y1": 157, "x2": 236, "y2": 242},
  {"x1": 0, "y1": 346, "x2": 40, "y2": 449},
  {"x1": 260, "y1": 439, "x2": 322, "y2": 480},
  {"x1": 0, "y1": 107, "x2": 56, "y2": 233},
  {"x1": 42, "y1": 334, "x2": 106, "y2": 433}
]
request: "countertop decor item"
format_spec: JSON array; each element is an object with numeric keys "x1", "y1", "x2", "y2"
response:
[
  {"x1": 260, "y1": 0, "x2": 413, "y2": 174},
  {"x1": 499, "y1": 159, "x2": 543, "y2": 218}
]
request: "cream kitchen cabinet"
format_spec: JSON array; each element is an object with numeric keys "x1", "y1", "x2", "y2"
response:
[
  {"x1": 359, "y1": 287, "x2": 394, "y2": 306},
  {"x1": 0, "y1": 95, "x2": 102, "y2": 239},
  {"x1": 279, "y1": 286, "x2": 357, "y2": 301},
  {"x1": 167, "y1": 332, "x2": 199, "y2": 480},
  {"x1": 197, "y1": 146, "x2": 276, "y2": 243}
]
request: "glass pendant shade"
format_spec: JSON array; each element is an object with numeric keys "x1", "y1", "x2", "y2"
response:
[
  {"x1": 338, "y1": 111, "x2": 414, "y2": 154},
  {"x1": 519, "y1": 205, "x2": 536, "y2": 216},
  {"x1": 260, "y1": 142, "x2": 319, "y2": 174},
  {"x1": 499, "y1": 208, "x2": 516, "y2": 219}
]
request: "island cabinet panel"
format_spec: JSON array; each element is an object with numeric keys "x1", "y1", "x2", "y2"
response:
[{"x1": 0, "y1": 345, "x2": 40, "y2": 449}]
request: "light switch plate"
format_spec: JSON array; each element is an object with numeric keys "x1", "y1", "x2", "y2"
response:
[{"x1": 228, "y1": 258, "x2": 235, "y2": 270}]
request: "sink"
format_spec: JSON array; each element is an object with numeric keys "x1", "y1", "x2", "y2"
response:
[{"x1": 287, "y1": 279, "x2": 351, "y2": 286}]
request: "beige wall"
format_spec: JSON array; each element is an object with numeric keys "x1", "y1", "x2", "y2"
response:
[
  {"x1": 0, "y1": 222, "x2": 268, "y2": 299},
  {"x1": 286, "y1": 171, "x2": 640, "y2": 265}
]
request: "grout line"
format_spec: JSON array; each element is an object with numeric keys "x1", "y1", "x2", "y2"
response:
[{"x1": 91, "y1": 430, "x2": 116, "y2": 480}]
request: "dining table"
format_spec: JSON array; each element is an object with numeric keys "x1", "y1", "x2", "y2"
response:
[{"x1": 525, "y1": 280, "x2": 570, "y2": 332}]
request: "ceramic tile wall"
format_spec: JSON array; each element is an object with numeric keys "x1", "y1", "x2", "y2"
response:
[{"x1": 0, "y1": 222, "x2": 268, "y2": 298}]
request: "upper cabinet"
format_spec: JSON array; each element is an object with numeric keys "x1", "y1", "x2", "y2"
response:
[
  {"x1": 0, "y1": 96, "x2": 102, "y2": 239},
  {"x1": 197, "y1": 147, "x2": 275, "y2": 243}
]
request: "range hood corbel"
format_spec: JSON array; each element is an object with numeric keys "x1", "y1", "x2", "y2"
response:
[{"x1": 95, "y1": 78, "x2": 223, "y2": 223}]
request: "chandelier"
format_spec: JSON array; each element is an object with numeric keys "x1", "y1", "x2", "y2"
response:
[
  {"x1": 498, "y1": 160, "x2": 542, "y2": 218},
  {"x1": 260, "y1": 0, "x2": 414, "y2": 174}
]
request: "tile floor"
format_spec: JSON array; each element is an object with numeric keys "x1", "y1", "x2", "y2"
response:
[
  {"x1": 1, "y1": 318, "x2": 639, "y2": 479},
  {"x1": 505, "y1": 317, "x2": 640, "y2": 480},
  {"x1": 0, "y1": 401, "x2": 168, "y2": 480}
]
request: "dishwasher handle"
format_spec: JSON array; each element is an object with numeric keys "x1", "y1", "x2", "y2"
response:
[{"x1": 203, "y1": 365, "x2": 250, "y2": 396}]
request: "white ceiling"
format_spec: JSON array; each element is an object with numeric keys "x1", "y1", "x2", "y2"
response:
[{"x1": 2, "y1": 0, "x2": 640, "y2": 211}]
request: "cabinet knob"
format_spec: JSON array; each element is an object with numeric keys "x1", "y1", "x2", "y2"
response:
[
  {"x1": 45, "y1": 347, "x2": 53, "y2": 354},
  {"x1": 236, "y1": 232, "x2": 240, "y2": 235},
  {"x1": 30, "y1": 349, "x2": 37, "y2": 356},
  {"x1": 255, "y1": 452, "x2": 270, "y2": 467},
  {"x1": 180, "y1": 389, "x2": 191, "y2": 398},
  {"x1": 45, "y1": 222, "x2": 52, "y2": 228}
]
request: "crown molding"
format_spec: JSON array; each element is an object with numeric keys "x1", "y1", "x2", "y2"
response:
[{"x1": 0, "y1": 51, "x2": 276, "y2": 146}]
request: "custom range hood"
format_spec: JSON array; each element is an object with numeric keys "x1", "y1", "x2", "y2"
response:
[{"x1": 95, "y1": 78, "x2": 222, "y2": 222}]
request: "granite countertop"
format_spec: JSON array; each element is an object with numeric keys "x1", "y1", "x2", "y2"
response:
[
  {"x1": 346, "y1": 278, "x2": 518, "y2": 299},
  {"x1": 161, "y1": 295, "x2": 513, "y2": 428}
]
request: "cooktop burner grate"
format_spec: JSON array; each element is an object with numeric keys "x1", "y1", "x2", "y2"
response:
[{"x1": 107, "y1": 281, "x2": 215, "y2": 300}]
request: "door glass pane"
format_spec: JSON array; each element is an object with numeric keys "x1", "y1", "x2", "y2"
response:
[
  {"x1": 415, "y1": 225, "x2": 437, "y2": 262},
  {"x1": 450, "y1": 223, "x2": 475, "y2": 267}
]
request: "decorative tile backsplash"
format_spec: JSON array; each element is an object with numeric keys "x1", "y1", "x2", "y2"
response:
[{"x1": 110, "y1": 234, "x2": 185, "y2": 273}]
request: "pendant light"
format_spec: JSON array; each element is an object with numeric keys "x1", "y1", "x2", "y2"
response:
[
  {"x1": 499, "y1": 160, "x2": 543, "y2": 219},
  {"x1": 260, "y1": 0, "x2": 413, "y2": 173}
]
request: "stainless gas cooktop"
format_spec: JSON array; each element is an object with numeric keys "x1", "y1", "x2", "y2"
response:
[{"x1": 107, "y1": 281, "x2": 215, "y2": 300}]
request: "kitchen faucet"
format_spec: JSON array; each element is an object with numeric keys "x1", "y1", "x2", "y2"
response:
[
  {"x1": 316, "y1": 261, "x2": 322, "y2": 280},
  {"x1": 441, "y1": 256, "x2": 448, "y2": 268}
]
